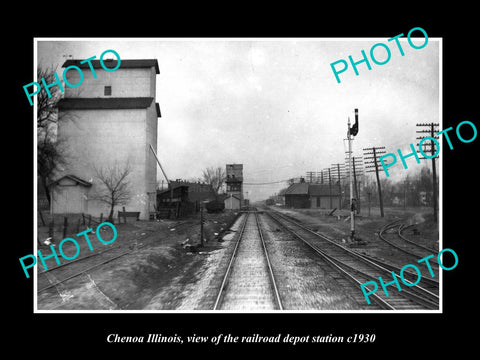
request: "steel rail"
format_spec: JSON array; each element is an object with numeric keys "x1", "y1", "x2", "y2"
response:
[
  {"x1": 38, "y1": 243, "x2": 127, "y2": 275},
  {"x1": 37, "y1": 226, "x2": 159, "y2": 276},
  {"x1": 357, "y1": 251, "x2": 439, "y2": 288},
  {"x1": 267, "y1": 209, "x2": 439, "y2": 310},
  {"x1": 212, "y1": 212, "x2": 249, "y2": 310},
  {"x1": 272, "y1": 210, "x2": 439, "y2": 303},
  {"x1": 379, "y1": 221, "x2": 439, "y2": 265},
  {"x1": 322, "y1": 251, "x2": 439, "y2": 309},
  {"x1": 37, "y1": 228, "x2": 160, "y2": 293},
  {"x1": 37, "y1": 242, "x2": 150, "y2": 293},
  {"x1": 254, "y1": 212, "x2": 284, "y2": 310},
  {"x1": 265, "y1": 211, "x2": 393, "y2": 310},
  {"x1": 398, "y1": 224, "x2": 439, "y2": 254}
]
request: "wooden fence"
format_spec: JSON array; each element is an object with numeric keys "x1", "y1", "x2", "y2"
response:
[{"x1": 37, "y1": 212, "x2": 106, "y2": 239}]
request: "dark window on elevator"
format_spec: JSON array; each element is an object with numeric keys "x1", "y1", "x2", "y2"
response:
[{"x1": 104, "y1": 86, "x2": 112, "y2": 96}]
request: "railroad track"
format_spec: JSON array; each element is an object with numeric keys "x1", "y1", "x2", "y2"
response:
[
  {"x1": 266, "y1": 209, "x2": 439, "y2": 310},
  {"x1": 213, "y1": 211, "x2": 283, "y2": 311},
  {"x1": 37, "y1": 228, "x2": 156, "y2": 294},
  {"x1": 379, "y1": 220, "x2": 440, "y2": 275},
  {"x1": 398, "y1": 223, "x2": 438, "y2": 253},
  {"x1": 356, "y1": 251, "x2": 439, "y2": 296}
]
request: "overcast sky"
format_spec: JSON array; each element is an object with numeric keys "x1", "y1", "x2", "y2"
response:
[{"x1": 37, "y1": 38, "x2": 440, "y2": 201}]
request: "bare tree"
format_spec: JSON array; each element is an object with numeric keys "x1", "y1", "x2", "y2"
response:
[
  {"x1": 202, "y1": 166, "x2": 226, "y2": 194},
  {"x1": 37, "y1": 67, "x2": 61, "y2": 131},
  {"x1": 38, "y1": 134, "x2": 67, "y2": 204},
  {"x1": 37, "y1": 66, "x2": 74, "y2": 205},
  {"x1": 93, "y1": 163, "x2": 132, "y2": 222}
]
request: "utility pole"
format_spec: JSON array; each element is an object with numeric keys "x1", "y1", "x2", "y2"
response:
[
  {"x1": 306, "y1": 171, "x2": 315, "y2": 183},
  {"x1": 327, "y1": 168, "x2": 332, "y2": 208},
  {"x1": 416, "y1": 122, "x2": 440, "y2": 223},
  {"x1": 363, "y1": 146, "x2": 386, "y2": 217},
  {"x1": 331, "y1": 163, "x2": 345, "y2": 208}
]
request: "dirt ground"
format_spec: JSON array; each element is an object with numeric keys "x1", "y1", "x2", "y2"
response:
[
  {"x1": 272, "y1": 205, "x2": 436, "y2": 236},
  {"x1": 271, "y1": 205, "x2": 440, "y2": 268},
  {"x1": 258, "y1": 213, "x2": 370, "y2": 310},
  {"x1": 36, "y1": 211, "x2": 239, "y2": 311},
  {"x1": 36, "y1": 205, "x2": 439, "y2": 311}
]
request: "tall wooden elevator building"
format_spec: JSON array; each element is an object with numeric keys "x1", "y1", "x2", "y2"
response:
[
  {"x1": 50, "y1": 58, "x2": 161, "y2": 220},
  {"x1": 224, "y1": 164, "x2": 243, "y2": 210}
]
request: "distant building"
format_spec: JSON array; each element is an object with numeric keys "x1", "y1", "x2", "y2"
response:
[
  {"x1": 156, "y1": 180, "x2": 218, "y2": 218},
  {"x1": 224, "y1": 194, "x2": 242, "y2": 210},
  {"x1": 50, "y1": 59, "x2": 161, "y2": 220},
  {"x1": 168, "y1": 180, "x2": 217, "y2": 203},
  {"x1": 266, "y1": 188, "x2": 286, "y2": 206},
  {"x1": 284, "y1": 179, "x2": 341, "y2": 209},
  {"x1": 225, "y1": 164, "x2": 244, "y2": 210}
]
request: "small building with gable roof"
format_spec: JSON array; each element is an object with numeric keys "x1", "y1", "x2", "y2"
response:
[{"x1": 284, "y1": 179, "x2": 341, "y2": 209}]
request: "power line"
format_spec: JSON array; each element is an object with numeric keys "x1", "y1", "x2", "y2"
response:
[
  {"x1": 243, "y1": 179, "x2": 297, "y2": 185},
  {"x1": 306, "y1": 171, "x2": 316, "y2": 183}
]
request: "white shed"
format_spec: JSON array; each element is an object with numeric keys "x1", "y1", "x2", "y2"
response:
[
  {"x1": 49, "y1": 175, "x2": 92, "y2": 214},
  {"x1": 224, "y1": 194, "x2": 242, "y2": 210}
]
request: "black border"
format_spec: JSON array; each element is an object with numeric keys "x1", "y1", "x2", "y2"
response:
[{"x1": 9, "y1": 11, "x2": 476, "y2": 354}]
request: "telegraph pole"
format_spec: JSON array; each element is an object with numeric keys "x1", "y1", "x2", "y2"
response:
[
  {"x1": 363, "y1": 146, "x2": 386, "y2": 217},
  {"x1": 306, "y1": 171, "x2": 315, "y2": 183},
  {"x1": 416, "y1": 122, "x2": 440, "y2": 223},
  {"x1": 373, "y1": 148, "x2": 384, "y2": 218},
  {"x1": 331, "y1": 163, "x2": 345, "y2": 208},
  {"x1": 325, "y1": 168, "x2": 333, "y2": 208}
]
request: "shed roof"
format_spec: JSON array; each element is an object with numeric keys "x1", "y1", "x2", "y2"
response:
[
  {"x1": 62, "y1": 59, "x2": 160, "y2": 74},
  {"x1": 216, "y1": 194, "x2": 229, "y2": 201},
  {"x1": 156, "y1": 185, "x2": 188, "y2": 195},
  {"x1": 308, "y1": 184, "x2": 341, "y2": 196},
  {"x1": 284, "y1": 182, "x2": 309, "y2": 195},
  {"x1": 284, "y1": 183, "x2": 340, "y2": 196},
  {"x1": 225, "y1": 194, "x2": 242, "y2": 201},
  {"x1": 49, "y1": 174, "x2": 92, "y2": 187},
  {"x1": 58, "y1": 97, "x2": 161, "y2": 117}
]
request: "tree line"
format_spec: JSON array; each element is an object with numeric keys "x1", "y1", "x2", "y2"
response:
[
  {"x1": 362, "y1": 166, "x2": 438, "y2": 208},
  {"x1": 272, "y1": 165, "x2": 438, "y2": 209}
]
